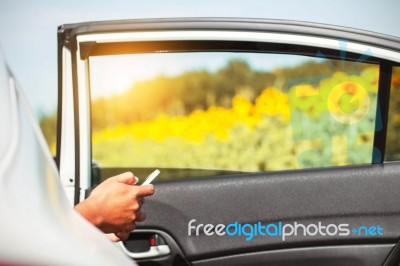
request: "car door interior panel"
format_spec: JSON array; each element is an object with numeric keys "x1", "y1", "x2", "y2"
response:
[
  {"x1": 130, "y1": 163, "x2": 400, "y2": 264},
  {"x1": 55, "y1": 18, "x2": 400, "y2": 265}
]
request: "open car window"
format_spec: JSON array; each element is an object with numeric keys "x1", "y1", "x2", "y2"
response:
[{"x1": 88, "y1": 44, "x2": 381, "y2": 182}]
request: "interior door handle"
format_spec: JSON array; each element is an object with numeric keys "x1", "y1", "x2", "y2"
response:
[{"x1": 119, "y1": 243, "x2": 171, "y2": 259}]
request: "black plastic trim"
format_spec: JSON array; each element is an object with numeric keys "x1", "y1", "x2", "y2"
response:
[
  {"x1": 77, "y1": 39, "x2": 384, "y2": 63},
  {"x1": 192, "y1": 244, "x2": 394, "y2": 266},
  {"x1": 373, "y1": 62, "x2": 393, "y2": 163},
  {"x1": 70, "y1": 35, "x2": 81, "y2": 206},
  {"x1": 55, "y1": 31, "x2": 63, "y2": 170},
  {"x1": 383, "y1": 240, "x2": 400, "y2": 266}
]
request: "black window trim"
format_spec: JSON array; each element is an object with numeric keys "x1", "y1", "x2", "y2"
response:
[{"x1": 373, "y1": 62, "x2": 393, "y2": 163}]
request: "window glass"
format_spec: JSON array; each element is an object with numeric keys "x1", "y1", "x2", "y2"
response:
[
  {"x1": 89, "y1": 52, "x2": 379, "y2": 181},
  {"x1": 385, "y1": 66, "x2": 400, "y2": 161}
]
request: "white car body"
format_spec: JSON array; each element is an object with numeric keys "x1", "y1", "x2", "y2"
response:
[{"x1": 0, "y1": 51, "x2": 134, "y2": 266}]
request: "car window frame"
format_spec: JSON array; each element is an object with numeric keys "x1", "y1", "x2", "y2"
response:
[{"x1": 56, "y1": 19, "x2": 400, "y2": 204}]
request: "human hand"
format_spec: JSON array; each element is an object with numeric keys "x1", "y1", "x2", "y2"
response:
[
  {"x1": 75, "y1": 172, "x2": 154, "y2": 237},
  {"x1": 107, "y1": 198, "x2": 148, "y2": 242}
]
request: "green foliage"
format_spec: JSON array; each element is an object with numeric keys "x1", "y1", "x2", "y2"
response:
[
  {"x1": 91, "y1": 59, "x2": 276, "y2": 131},
  {"x1": 39, "y1": 111, "x2": 57, "y2": 154}
]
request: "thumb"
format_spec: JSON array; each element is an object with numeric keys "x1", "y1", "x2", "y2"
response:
[{"x1": 115, "y1": 172, "x2": 137, "y2": 185}]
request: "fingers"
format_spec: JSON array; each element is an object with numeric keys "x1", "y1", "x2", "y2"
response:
[
  {"x1": 135, "y1": 184, "x2": 155, "y2": 198},
  {"x1": 136, "y1": 211, "x2": 146, "y2": 222},
  {"x1": 114, "y1": 172, "x2": 137, "y2": 185},
  {"x1": 115, "y1": 231, "x2": 131, "y2": 241},
  {"x1": 124, "y1": 222, "x2": 136, "y2": 232},
  {"x1": 138, "y1": 197, "x2": 145, "y2": 207},
  {"x1": 113, "y1": 212, "x2": 145, "y2": 242},
  {"x1": 132, "y1": 175, "x2": 139, "y2": 185},
  {"x1": 107, "y1": 211, "x2": 145, "y2": 242}
]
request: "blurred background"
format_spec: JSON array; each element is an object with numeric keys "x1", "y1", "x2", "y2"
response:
[
  {"x1": 0, "y1": 0, "x2": 399, "y2": 117},
  {"x1": 0, "y1": 0, "x2": 399, "y2": 175}
]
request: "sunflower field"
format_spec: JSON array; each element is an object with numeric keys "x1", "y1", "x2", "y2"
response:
[
  {"x1": 39, "y1": 60, "x2": 400, "y2": 176},
  {"x1": 92, "y1": 66, "x2": 379, "y2": 172}
]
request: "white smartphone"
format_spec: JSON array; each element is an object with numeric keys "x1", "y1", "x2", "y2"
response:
[{"x1": 141, "y1": 169, "x2": 160, "y2": 185}]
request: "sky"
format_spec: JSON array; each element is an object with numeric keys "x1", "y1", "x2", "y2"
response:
[
  {"x1": 90, "y1": 52, "x2": 314, "y2": 99},
  {"x1": 0, "y1": 0, "x2": 399, "y2": 118}
]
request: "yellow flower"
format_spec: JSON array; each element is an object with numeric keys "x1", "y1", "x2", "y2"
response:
[{"x1": 255, "y1": 87, "x2": 290, "y2": 121}]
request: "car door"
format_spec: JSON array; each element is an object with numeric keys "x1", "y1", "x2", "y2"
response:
[{"x1": 56, "y1": 18, "x2": 400, "y2": 265}]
